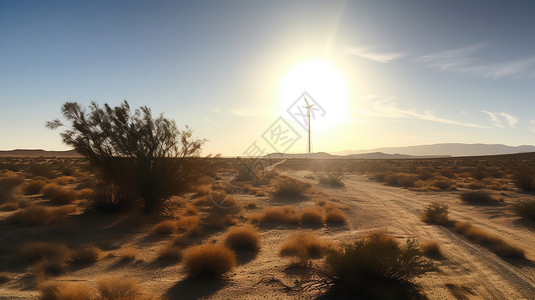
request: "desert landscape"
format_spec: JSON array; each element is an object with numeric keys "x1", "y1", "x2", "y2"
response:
[
  {"x1": 1, "y1": 150, "x2": 535, "y2": 299},
  {"x1": 2, "y1": 1, "x2": 535, "y2": 299}
]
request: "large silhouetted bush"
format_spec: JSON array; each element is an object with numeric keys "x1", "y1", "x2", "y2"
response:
[{"x1": 47, "y1": 101, "x2": 208, "y2": 213}]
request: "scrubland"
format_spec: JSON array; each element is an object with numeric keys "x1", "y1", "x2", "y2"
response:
[{"x1": 0, "y1": 153, "x2": 535, "y2": 299}]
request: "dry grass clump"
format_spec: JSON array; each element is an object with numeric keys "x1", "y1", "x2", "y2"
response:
[
  {"x1": 22, "y1": 179, "x2": 47, "y2": 195},
  {"x1": 19, "y1": 241, "x2": 70, "y2": 262},
  {"x1": 385, "y1": 173, "x2": 416, "y2": 188},
  {"x1": 0, "y1": 198, "x2": 28, "y2": 211},
  {"x1": 151, "y1": 220, "x2": 178, "y2": 235},
  {"x1": 245, "y1": 200, "x2": 258, "y2": 209},
  {"x1": 279, "y1": 231, "x2": 336, "y2": 261},
  {"x1": 318, "y1": 173, "x2": 345, "y2": 187},
  {"x1": 96, "y1": 276, "x2": 156, "y2": 300},
  {"x1": 300, "y1": 206, "x2": 325, "y2": 226},
  {"x1": 325, "y1": 207, "x2": 347, "y2": 225},
  {"x1": 513, "y1": 167, "x2": 535, "y2": 191},
  {"x1": 319, "y1": 232, "x2": 434, "y2": 297},
  {"x1": 433, "y1": 178, "x2": 454, "y2": 190},
  {"x1": 454, "y1": 221, "x2": 525, "y2": 258},
  {"x1": 183, "y1": 243, "x2": 236, "y2": 277},
  {"x1": 117, "y1": 247, "x2": 137, "y2": 262},
  {"x1": 224, "y1": 225, "x2": 261, "y2": 251},
  {"x1": 77, "y1": 188, "x2": 93, "y2": 200},
  {"x1": 511, "y1": 200, "x2": 535, "y2": 220},
  {"x1": 42, "y1": 183, "x2": 79, "y2": 204},
  {"x1": 421, "y1": 241, "x2": 441, "y2": 256},
  {"x1": 176, "y1": 216, "x2": 201, "y2": 236},
  {"x1": 7, "y1": 205, "x2": 74, "y2": 226},
  {"x1": 157, "y1": 245, "x2": 182, "y2": 261},
  {"x1": 273, "y1": 177, "x2": 310, "y2": 198},
  {"x1": 71, "y1": 246, "x2": 102, "y2": 265},
  {"x1": 0, "y1": 173, "x2": 24, "y2": 202},
  {"x1": 460, "y1": 191, "x2": 498, "y2": 205},
  {"x1": 250, "y1": 206, "x2": 300, "y2": 225},
  {"x1": 53, "y1": 175, "x2": 77, "y2": 185},
  {"x1": 31, "y1": 258, "x2": 68, "y2": 279},
  {"x1": 39, "y1": 281, "x2": 93, "y2": 300},
  {"x1": 421, "y1": 202, "x2": 451, "y2": 226}
]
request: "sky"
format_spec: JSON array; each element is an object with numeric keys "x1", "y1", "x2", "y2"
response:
[{"x1": 1, "y1": 0, "x2": 535, "y2": 156}]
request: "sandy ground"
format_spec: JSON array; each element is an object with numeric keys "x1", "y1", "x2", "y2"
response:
[{"x1": 1, "y1": 170, "x2": 535, "y2": 299}]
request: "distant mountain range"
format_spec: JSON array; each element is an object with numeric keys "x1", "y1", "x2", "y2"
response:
[
  {"x1": 2, "y1": 143, "x2": 535, "y2": 158},
  {"x1": 335, "y1": 143, "x2": 535, "y2": 157}
]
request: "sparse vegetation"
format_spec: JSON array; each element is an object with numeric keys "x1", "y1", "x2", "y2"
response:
[
  {"x1": 273, "y1": 177, "x2": 310, "y2": 198},
  {"x1": 151, "y1": 220, "x2": 178, "y2": 235},
  {"x1": 318, "y1": 232, "x2": 434, "y2": 296},
  {"x1": 460, "y1": 191, "x2": 498, "y2": 205},
  {"x1": 421, "y1": 241, "x2": 441, "y2": 256},
  {"x1": 300, "y1": 206, "x2": 325, "y2": 226},
  {"x1": 19, "y1": 242, "x2": 70, "y2": 263},
  {"x1": 325, "y1": 207, "x2": 347, "y2": 225},
  {"x1": 224, "y1": 225, "x2": 261, "y2": 251},
  {"x1": 41, "y1": 183, "x2": 79, "y2": 204},
  {"x1": 22, "y1": 179, "x2": 47, "y2": 195},
  {"x1": 71, "y1": 246, "x2": 102, "y2": 265},
  {"x1": 183, "y1": 243, "x2": 236, "y2": 277},
  {"x1": 39, "y1": 282, "x2": 93, "y2": 300},
  {"x1": 96, "y1": 276, "x2": 156, "y2": 300},
  {"x1": 511, "y1": 200, "x2": 535, "y2": 220},
  {"x1": 421, "y1": 202, "x2": 451, "y2": 226},
  {"x1": 157, "y1": 245, "x2": 182, "y2": 261},
  {"x1": 279, "y1": 231, "x2": 335, "y2": 262},
  {"x1": 513, "y1": 167, "x2": 535, "y2": 191},
  {"x1": 250, "y1": 206, "x2": 300, "y2": 225},
  {"x1": 454, "y1": 221, "x2": 525, "y2": 258},
  {"x1": 318, "y1": 173, "x2": 345, "y2": 187},
  {"x1": 7, "y1": 205, "x2": 74, "y2": 226}
]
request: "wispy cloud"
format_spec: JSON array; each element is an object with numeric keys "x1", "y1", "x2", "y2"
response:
[
  {"x1": 346, "y1": 46, "x2": 406, "y2": 63},
  {"x1": 357, "y1": 95, "x2": 489, "y2": 128},
  {"x1": 481, "y1": 110, "x2": 518, "y2": 128},
  {"x1": 416, "y1": 44, "x2": 535, "y2": 79}
]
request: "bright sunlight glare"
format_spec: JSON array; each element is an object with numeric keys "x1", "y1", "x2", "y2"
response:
[{"x1": 279, "y1": 59, "x2": 349, "y2": 132}]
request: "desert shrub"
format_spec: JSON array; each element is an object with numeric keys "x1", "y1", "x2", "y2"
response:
[
  {"x1": 224, "y1": 225, "x2": 261, "y2": 251},
  {"x1": 320, "y1": 232, "x2": 434, "y2": 295},
  {"x1": 318, "y1": 173, "x2": 345, "y2": 187},
  {"x1": 71, "y1": 246, "x2": 102, "y2": 265},
  {"x1": 117, "y1": 247, "x2": 137, "y2": 262},
  {"x1": 54, "y1": 176, "x2": 77, "y2": 185},
  {"x1": 96, "y1": 276, "x2": 155, "y2": 300},
  {"x1": 467, "y1": 182, "x2": 484, "y2": 190},
  {"x1": 454, "y1": 221, "x2": 525, "y2": 258},
  {"x1": 19, "y1": 242, "x2": 70, "y2": 263},
  {"x1": 273, "y1": 177, "x2": 310, "y2": 198},
  {"x1": 8, "y1": 206, "x2": 74, "y2": 226},
  {"x1": 513, "y1": 168, "x2": 535, "y2": 191},
  {"x1": 421, "y1": 202, "x2": 450, "y2": 226},
  {"x1": 39, "y1": 282, "x2": 93, "y2": 300},
  {"x1": 22, "y1": 180, "x2": 47, "y2": 195},
  {"x1": 433, "y1": 179, "x2": 453, "y2": 190},
  {"x1": 421, "y1": 241, "x2": 441, "y2": 255},
  {"x1": 88, "y1": 181, "x2": 138, "y2": 214},
  {"x1": 47, "y1": 101, "x2": 210, "y2": 213},
  {"x1": 176, "y1": 216, "x2": 201, "y2": 236},
  {"x1": 183, "y1": 244, "x2": 236, "y2": 277},
  {"x1": 460, "y1": 191, "x2": 497, "y2": 204},
  {"x1": 511, "y1": 200, "x2": 535, "y2": 220},
  {"x1": 279, "y1": 231, "x2": 335, "y2": 262},
  {"x1": 251, "y1": 206, "x2": 300, "y2": 225},
  {"x1": 325, "y1": 207, "x2": 347, "y2": 225},
  {"x1": 0, "y1": 198, "x2": 28, "y2": 211},
  {"x1": 245, "y1": 200, "x2": 257, "y2": 209},
  {"x1": 27, "y1": 164, "x2": 57, "y2": 179},
  {"x1": 0, "y1": 174, "x2": 24, "y2": 202},
  {"x1": 151, "y1": 220, "x2": 178, "y2": 235},
  {"x1": 42, "y1": 183, "x2": 79, "y2": 204},
  {"x1": 32, "y1": 258, "x2": 68, "y2": 278},
  {"x1": 300, "y1": 206, "x2": 325, "y2": 226},
  {"x1": 157, "y1": 245, "x2": 182, "y2": 261}
]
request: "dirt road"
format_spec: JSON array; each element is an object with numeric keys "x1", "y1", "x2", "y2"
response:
[{"x1": 286, "y1": 170, "x2": 535, "y2": 299}]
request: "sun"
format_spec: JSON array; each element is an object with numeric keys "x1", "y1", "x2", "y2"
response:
[{"x1": 279, "y1": 59, "x2": 349, "y2": 131}]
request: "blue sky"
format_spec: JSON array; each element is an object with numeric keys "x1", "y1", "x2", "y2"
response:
[{"x1": 1, "y1": 0, "x2": 535, "y2": 155}]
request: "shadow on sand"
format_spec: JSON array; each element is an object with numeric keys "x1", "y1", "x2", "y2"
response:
[{"x1": 166, "y1": 277, "x2": 228, "y2": 300}]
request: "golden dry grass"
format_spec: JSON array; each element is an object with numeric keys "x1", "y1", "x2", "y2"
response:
[
  {"x1": 421, "y1": 241, "x2": 441, "y2": 255},
  {"x1": 22, "y1": 179, "x2": 47, "y2": 195},
  {"x1": 279, "y1": 231, "x2": 336, "y2": 261},
  {"x1": 183, "y1": 243, "x2": 236, "y2": 278},
  {"x1": 39, "y1": 281, "x2": 93, "y2": 300},
  {"x1": 117, "y1": 247, "x2": 137, "y2": 262},
  {"x1": 176, "y1": 216, "x2": 201, "y2": 236},
  {"x1": 19, "y1": 242, "x2": 70, "y2": 262},
  {"x1": 7, "y1": 205, "x2": 75, "y2": 226},
  {"x1": 151, "y1": 220, "x2": 178, "y2": 235},
  {"x1": 300, "y1": 206, "x2": 324, "y2": 226},
  {"x1": 96, "y1": 276, "x2": 157, "y2": 300},
  {"x1": 250, "y1": 206, "x2": 300, "y2": 225},
  {"x1": 0, "y1": 272, "x2": 11, "y2": 284},
  {"x1": 325, "y1": 207, "x2": 347, "y2": 224},
  {"x1": 71, "y1": 246, "x2": 102, "y2": 265},
  {"x1": 454, "y1": 221, "x2": 525, "y2": 258},
  {"x1": 157, "y1": 245, "x2": 182, "y2": 261},
  {"x1": 421, "y1": 202, "x2": 451, "y2": 226},
  {"x1": 224, "y1": 225, "x2": 261, "y2": 251},
  {"x1": 41, "y1": 183, "x2": 79, "y2": 204},
  {"x1": 460, "y1": 191, "x2": 498, "y2": 204}
]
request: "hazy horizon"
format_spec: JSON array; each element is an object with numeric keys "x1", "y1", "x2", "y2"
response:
[{"x1": 2, "y1": 1, "x2": 535, "y2": 156}]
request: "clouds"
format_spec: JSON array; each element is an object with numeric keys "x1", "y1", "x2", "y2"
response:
[
  {"x1": 482, "y1": 111, "x2": 519, "y2": 128},
  {"x1": 346, "y1": 46, "x2": 406, "y2": 63},
  {"x1": 357, "y1": 96, "x2": 489, "y2": 128},
  {"x1": 416, "y1": 44, "x2": 535, "y2": 79}
]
